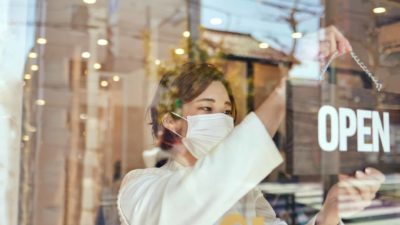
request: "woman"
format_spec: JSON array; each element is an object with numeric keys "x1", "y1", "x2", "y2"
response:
[{"x1": 118, "y1": 29, "x2": 384, "y2": 225}]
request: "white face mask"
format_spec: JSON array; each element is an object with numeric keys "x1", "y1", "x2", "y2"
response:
[{"x1": 170, "y1": 112, "x2": 234, "y2": 159}]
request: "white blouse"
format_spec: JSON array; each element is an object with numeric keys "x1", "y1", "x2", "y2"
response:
[{"x1": 117, "y1": 112, "x2": 319, "y2": 225}]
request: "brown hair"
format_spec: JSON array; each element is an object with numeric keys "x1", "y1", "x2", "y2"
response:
[{"x1": 150, "y1": 62, "x2": 237, "y2": 151}]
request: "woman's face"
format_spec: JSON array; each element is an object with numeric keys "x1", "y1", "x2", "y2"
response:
[{"x1": 179, "y1": 81, "x2": 233, "y2": 137}]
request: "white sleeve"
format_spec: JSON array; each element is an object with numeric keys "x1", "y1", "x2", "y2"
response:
[
  {"x1": 118, "y1": 112, "x2": 283, "y2": 225},
  {"x1": 252, "y1": 188, "x2": 288, "y2": 225}
]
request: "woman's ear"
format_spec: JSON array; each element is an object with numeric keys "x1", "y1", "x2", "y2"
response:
[{"x1": 161, "y1": 113, "x2": 178, "y2": 134}]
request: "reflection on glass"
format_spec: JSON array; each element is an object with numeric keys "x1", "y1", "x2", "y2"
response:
[{"x1": 0, "y1": 0, "x2": 398, "y2": 225}]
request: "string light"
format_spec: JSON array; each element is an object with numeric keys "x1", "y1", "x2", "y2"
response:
[
  {"x1": 175, "y1": 48, "x2": 185, "y2": 55},
  {"x1": 291, "y1": 32, "x2": 303, "y2": 39},
  {"x1": 113, "y1": 75, "x2": 120, "y2": 82},
  {"x1": 28, "y1": 52, "x2": 37, "y2": 59},
  {"x1": 35, "y1": 99, "x2": 46, "y2": 106},
  {"x1": 31, "y1": 65, "x2": 39, "y2": 71},
  {"x1": 80, "y1": 114, "x2": 87, "y2": 120},
  {"x1": 100, "y1": 80, "x2": 109, "y2": 87},
  {"x1": 373, "y1": 7, "x2": 386, "y2": 14},
  {"x1": 83, "y1": 0, "x2": 96, "y2": 4},
  {"x1": 97, "y1": 39, "x2": 108, "y2": 46},
  {"x1": 259, "y1": 42, "x2": 269, "y2": 49},
  {"x1": 24, "y1": 74, "x2": 32, "y2": 80},
  {"x1": 210, "y1": 17, "x2": 223, "y2": 25},
  {"x1": 182, "y1": 31, "x2": 190, "y2": 38},
  {"x1": 37, "y1": 38, "x2": 47, "y2": 45},
  {"x1": 93, "y1": 63, "x2": 102, "y2": 70},
  {"x1": 22, "y1": 135, "x2": 30, "y2": 141},
  {"x1": 81, "y1": 52, "x2": 91, "y2": 59}
]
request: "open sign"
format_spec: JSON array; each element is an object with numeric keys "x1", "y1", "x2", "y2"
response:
[
  {"x1": 286, "y1": 81, "x2": 400, "y2": 175},
  {"x1": 318, "y1": 105, "x2": 390, "y2": 153}
]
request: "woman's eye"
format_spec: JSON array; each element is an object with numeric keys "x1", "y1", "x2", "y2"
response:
[
  {"x1": 224, "y1": 110, "x2": 232, "y2": 115},
  {"x1": 199, "y1": 107, "x2": 212, "y2": 112}
]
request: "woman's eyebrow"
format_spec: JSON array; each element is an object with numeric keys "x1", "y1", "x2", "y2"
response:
[
  {"x1": 195, "y1": 98, "x2": 231, "y2": 106},
  {"x1": 195, "y1": 98, "x2": 215, "y2": 103}
]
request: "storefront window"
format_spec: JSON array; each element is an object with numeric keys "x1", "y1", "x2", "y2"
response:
[{"x1": 1, "y1": 0, "x2": 399, "y2": 225}]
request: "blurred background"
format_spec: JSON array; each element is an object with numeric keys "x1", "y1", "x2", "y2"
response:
[{"x1": 1, "y1": 0, "x2": 400, "y2": 225}]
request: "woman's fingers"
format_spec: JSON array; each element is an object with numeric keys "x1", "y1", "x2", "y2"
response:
[
  {"x1": 343, "y1": 38, "x2": 352, "y2": 52},
  {"x1": 365, "y1": 167, "x2": 385, "y2": 194},
  {"x1": 337, "y1": 180, "x2": 367, "y2": 217},
  {"x1": 336, "y1": 34, "x2": 352, "y2": 54},
  {"x1": 330, "y1": 26, "x2": 352, "y2": 53},
  {"x1": 328, "y1": 28, "x2": 338, "y2": 55},
  {"x1": 338, "y1": 178, "x2": 373, "y2": 216},
  {"x1": 319, "y1": 26, "x2": 353, "y2": 61},
  {"x1": 325, "y1": 169, "x2": 385, "y2": 219},
  {"x1": 355, "y1": 168, "x2": 385, "y2": 196},
  {"x1": 332, "y1": 27, "x2": 345, "y2": 54},
  {"x1": 318, "y1": 40, "x2": 332, "y2": 60},
  {"x1": 365, "y1": 167, "x2": 386, "y2": 183},
  {"x1": 355, "y1": 171, "x2": 376, "y2": 199},
  {"x1": 339, "y1": 168, "x2": 385, "y2": 204}
]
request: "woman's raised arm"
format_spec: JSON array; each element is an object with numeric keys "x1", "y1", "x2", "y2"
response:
[{"x1": 255, "y1": 76, "x2": 286, "y2": 136}]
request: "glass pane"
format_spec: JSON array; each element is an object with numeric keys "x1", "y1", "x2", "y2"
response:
[{"x1": 1, "y1": 0, "x2": 399, "y2": 225}]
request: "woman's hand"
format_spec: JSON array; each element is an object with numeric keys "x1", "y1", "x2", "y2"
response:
[
  {"x1": 316, "y1": 168, "x2": 385, "y2": 225},
  {"x1": 297, "y1": 25, "x2": 352, "y2": 70},
  {"x1": 255, "y1": 26, "x2": 352, "y2": 135},
  {"x1": 318, "y1": 25, "x2": 352, "y2": 61}
]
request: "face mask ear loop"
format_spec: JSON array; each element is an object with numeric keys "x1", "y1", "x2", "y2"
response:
[
  {"x1": 170, "y1": 111, "x2": 187, "y2": 121},
  {"x1": 167, "y1": 129, "x2": 183, "y2": 138}
]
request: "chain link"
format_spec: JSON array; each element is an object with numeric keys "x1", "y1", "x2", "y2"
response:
[
  {"x1": 320, "y1": 51, "x2": 383, "y2": 92},
  {"x1": 349, "y1": 51, "x2": 382, "y2": 91}
]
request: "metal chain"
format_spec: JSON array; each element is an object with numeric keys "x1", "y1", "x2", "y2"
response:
[
  {"x1": 349, "y1": 51, "x2": 382, "y2": 91},
  {"x1": 320, "y1": 51, "x2": 383, "y2": 92},
  {"x1": 320, "y1": 51, "x2": 338, "y2": 81}
]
